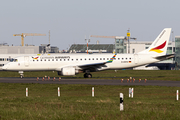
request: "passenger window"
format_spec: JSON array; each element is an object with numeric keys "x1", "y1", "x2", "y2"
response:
[
  {"x1": 92, "y1": 58, "x2": 94, "y2": 60},
  {"x1": 103, "y1": 58, "x2": 105, "y2": 60},
  {"x1": 118, "y1": 58, "x2": 120, "y2": 60},
  {"x1": 122, "y1": 58, "x2": 124, "y2": 60},
  {"x1": 60, "y1": 59, "x2": 62, "y2": 61},
  {"x1": 80, "y1": 59, "x2": 82, "y2": 61},
  {"x1": 44, "y1": 59, "x2": 46, "y2": 61},
  {"x1": 89, "y1": 58, "x2": 91, "y2": 60},
  {"x1": 72, "y1": 59, "x2": 73, "y2": 61},
  {"x1": 100, "y1": 58, "x2": 102, "y2": 60},
  {"x1": 129, "y1": 58, "x2": 131, "y2": 60},
  {"x1": 76, "y1": 59, "x2": 78, "y2": 61},
  {"x1": 96, "y1": 58, "x2": 98, "y2": 60},
  {"x1": 56, "y1": 59, "x2": 58, "y2": 61},
  {"x1": 107, "y1": 58, "x2": 109, "y2": 60},
  {"x1": 48, "y1": 59, "x2": 50, "y2": 61},
  {"x1": 52, "y1": 59, "x2": 54, "y2": 61},
  {"x1": 85, "y1": 59, "x2": 86, "y2": 60}
]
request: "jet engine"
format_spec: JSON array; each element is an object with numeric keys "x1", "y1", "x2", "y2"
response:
[{"x1": 57, "y1": 67, "x2": 76, "y2": 76}]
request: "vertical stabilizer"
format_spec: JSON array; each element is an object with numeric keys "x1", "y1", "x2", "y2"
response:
[{"x1": 138, "y1": 28, "x2": 171, "y2": 55}]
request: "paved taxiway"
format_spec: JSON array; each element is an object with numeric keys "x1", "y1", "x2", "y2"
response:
[{"x1": 0, "y1": 77, "x2": 180, "y2": 87}]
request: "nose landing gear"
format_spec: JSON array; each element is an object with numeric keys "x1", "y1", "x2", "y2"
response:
[{"x1": 18, "y1": 71, "x2": 24, "y2": 78}]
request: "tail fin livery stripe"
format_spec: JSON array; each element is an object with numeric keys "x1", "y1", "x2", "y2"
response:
[
  {"x1": 33, "y1": 57, "x2": 39, "y2": 60},
  {"x1": 138, "y1": 28, "x2": 171, "y2": 54},
  {"x1": 150, "y1": 49, "x2": 163, "y2": 53},
  {"x1": 149, "y1": 41, "x2": 166, "y2": 53}
]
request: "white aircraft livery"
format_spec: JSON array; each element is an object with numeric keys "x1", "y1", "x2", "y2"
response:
[{"x1": 2, "y1": 28, "x2": 174, "y2": 78}]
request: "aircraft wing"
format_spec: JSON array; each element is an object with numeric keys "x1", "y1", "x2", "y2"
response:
[
  {"x1": 78, "y1": 62, "x2": 107, "y2": 69},
  {"x1": 76, "y1": 54, "x2": 117, "y2": 71}
]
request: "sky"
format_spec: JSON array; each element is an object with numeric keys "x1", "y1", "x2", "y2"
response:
[{"x1": 0, "y1": 0, "x2": 180, "y2": 50}]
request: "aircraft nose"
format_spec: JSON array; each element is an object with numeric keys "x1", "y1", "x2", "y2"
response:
[{"x1": 2, "y1": 65, "x2": 8, "y2": 70}]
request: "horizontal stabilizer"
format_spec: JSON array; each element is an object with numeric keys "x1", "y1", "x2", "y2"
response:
[{"x1": 154, "y1": 54, "x2": 175, "y2": 60}]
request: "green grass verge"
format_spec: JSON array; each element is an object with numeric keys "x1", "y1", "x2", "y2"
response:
[
  {"x1": 0, "y1": 83, "x2": 180, "y2": 119},
  {"x1": 1, "y1": 70, "x2": 180, "y2": 81}
]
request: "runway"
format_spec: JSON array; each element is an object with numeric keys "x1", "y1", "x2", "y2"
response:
[{"x1": 0, "y1": 77, "x2": 180, "y2": 87}]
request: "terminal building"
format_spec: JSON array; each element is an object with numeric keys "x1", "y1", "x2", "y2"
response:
[
  {"x1": 68, "y1": 36, "x2": 179, "y2": 70},
  {"x1": 175, "y1": 36, "x2": 180, "y2": 70},
  {"x1": 68, "y1": 38, "x2": 175, "y2": 55},
  {"x1": 0, "y1": 44, "x2": 59, "y2": 54},
  {"x1": 69, "y1": 44, "x2": 114, "y2": 53}
]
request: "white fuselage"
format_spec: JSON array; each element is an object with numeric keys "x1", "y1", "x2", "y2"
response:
[{"x1": 2, "y1": 53, "x2": 160, "y2": 71}]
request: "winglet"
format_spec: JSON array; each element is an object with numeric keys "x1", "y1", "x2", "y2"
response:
[{"x1": 106, "y1": 53, "x2": 117, "y2": 63}]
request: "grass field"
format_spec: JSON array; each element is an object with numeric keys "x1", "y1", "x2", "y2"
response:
[
  {"x1": 1, "y1": 70, "x2": 180, "y2": 81},
  {"x1": 1, "y1": 70, "x2": 180, "y2": 119},
  {"x1": 0, "y1": 83, "x2": 180, "y2": 119}
]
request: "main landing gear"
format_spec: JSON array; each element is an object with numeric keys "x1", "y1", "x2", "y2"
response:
[{"x1": 84, "y1": 73, "x2": 92, "y2": 78}]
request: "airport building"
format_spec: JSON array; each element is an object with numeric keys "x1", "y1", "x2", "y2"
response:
[
  {"x1": 69, "y1": 44, "x2": 114, "y2": 53},
  {"x1": 69, "y1": 37, "x2": 178, "y2": 70},
  {"x1": 0, "y1": 44, "x2": 59, "y2": 54},
  {"x1": 175, "y1": 36, "x2": 180, "y2": 70},
  {"x1": 68, "y1": 40, "x2": 175, "y2": 55}
]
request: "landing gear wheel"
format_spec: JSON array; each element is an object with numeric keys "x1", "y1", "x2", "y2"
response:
[
  {"x1": 84, "y1": 73, "x2": 87, "y2": 78},
  {"x1": 84, "y1": 73, "x2": 92, "y2": 78},
  {"x1": 87, "y1": 74, "x2": 92, "y2": 78}
]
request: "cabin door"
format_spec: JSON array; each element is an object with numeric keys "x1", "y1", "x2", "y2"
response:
[
  {"x1": 134, "y1": 54, "x2": 138, "y2": 64},
  {"x1": 24, "y1": 56, "x2": 29, "y2": 67}
]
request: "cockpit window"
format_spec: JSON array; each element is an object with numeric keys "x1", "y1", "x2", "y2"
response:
[{"x1": 10, "y1": 59, "x2": 18, "y2": 62}]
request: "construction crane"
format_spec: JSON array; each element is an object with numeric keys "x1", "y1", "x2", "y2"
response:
[
  {"x1": 91, "y1": 32, "x2": 136, "y2": 53},
  {"x1": 13, "y1": 33, "x2": 46, "y2": 46}
]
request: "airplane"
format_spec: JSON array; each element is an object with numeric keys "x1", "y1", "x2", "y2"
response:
[{"x1": 2, "y1": 28, "x2": 174, "y2": 78}]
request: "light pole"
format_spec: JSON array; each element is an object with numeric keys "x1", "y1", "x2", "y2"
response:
[
  {"x1": 85, "y1": 36, "x2": 90, "y2": 54},
  {"x1": 127, "y1": 29, "x2": 130, "y2": 53},
  {"x1": 126, "y1": 29, "x2": 136, "y2": 53}
]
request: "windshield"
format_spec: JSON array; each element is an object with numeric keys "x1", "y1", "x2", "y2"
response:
[{"x1": 10, "y1": 59, "x2": 18, "y2": 62}]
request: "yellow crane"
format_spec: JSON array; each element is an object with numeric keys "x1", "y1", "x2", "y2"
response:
[{"x1": 13, "y1": 33, "x2": 46, "y2": 46}]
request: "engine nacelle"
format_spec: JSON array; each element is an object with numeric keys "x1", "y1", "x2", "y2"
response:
[{"x1": 59, "y1": 67, "x2": 76, "y2": 76}]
